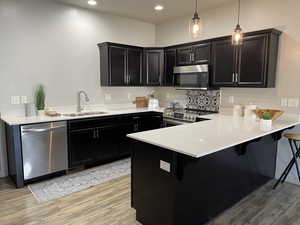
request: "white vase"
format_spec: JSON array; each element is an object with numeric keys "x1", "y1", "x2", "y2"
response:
[
  {"x1": 37, "y1": 110, "x2": 45, "y2": 116},
  {"x1": 260, "y1": 119, "x2": 272, "y2": 131}
]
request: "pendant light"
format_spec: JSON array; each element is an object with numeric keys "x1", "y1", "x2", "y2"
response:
[
  {"x1": 232, "y1": 0, "x2": 243, "y2": 45},
  {"x1": 190, "y1": 0, "x2": 201, "y2": 39}
]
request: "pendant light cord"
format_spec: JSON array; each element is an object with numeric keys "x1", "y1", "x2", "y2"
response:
[
  {"x1": 195, "y1": 0, "x2": 198, "y2": 12},
  {"x1": 237, "y1": 0, "x2": 241, "y2": 25}
]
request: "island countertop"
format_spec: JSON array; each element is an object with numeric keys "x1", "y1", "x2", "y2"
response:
[{"x1": 127, "y1": 114, "x2": 300, "y2": 158}]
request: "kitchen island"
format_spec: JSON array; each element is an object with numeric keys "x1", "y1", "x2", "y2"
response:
[{"x1": 127, "y1": 114, "x2": 300, "y2": 225}]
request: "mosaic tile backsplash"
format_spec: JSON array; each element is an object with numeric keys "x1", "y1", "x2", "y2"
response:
[{"x1": 186, "y1": 90, "x2": 221, "y2": 112}]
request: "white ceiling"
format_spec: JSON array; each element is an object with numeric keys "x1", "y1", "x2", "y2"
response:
[{"x1": 59, "y1": 0, "x2": 235, "y2": 24}]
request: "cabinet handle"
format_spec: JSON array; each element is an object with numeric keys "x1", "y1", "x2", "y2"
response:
[
  {"x1": 232, "y1": 73, "x2": 235, "y2": 82},
  {"x1": 235, "y1": 73, "x2": 239, "y2": 83},
  {"x1": 134, "y1": 123, "x2": 139, "y2": 132},
  {"x1": 192, "y1": 53, "x2": 195, "y2": 61},
  {"x1": 93, "y1": 129, "x2": 97, "y2": 139},
  {"x1": 97, "y1": 129, "x2": 100, "y2": 138}
]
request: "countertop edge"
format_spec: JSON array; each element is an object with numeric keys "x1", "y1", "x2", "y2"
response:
[{"x1": 127, "y1": 120, "x2": 300, "y2": 158}]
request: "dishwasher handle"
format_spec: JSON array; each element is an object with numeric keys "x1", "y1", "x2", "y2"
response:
[{"x1": 22, "y1": 125, "x2": 66, "y2": 133}]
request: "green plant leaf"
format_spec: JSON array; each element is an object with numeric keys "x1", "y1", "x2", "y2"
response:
[
  {"x1": 35, "y1": 85, "x2": 45, "y2": 110},
  {"x1": 262, "y1": 112, "x2": 272, "y2": 120}
]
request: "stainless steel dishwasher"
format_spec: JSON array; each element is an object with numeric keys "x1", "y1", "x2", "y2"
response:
[{"x1": 21, "y1": 121, "x2": 68, "y2": 180}]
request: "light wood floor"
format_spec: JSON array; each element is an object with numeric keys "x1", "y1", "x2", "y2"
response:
[{"x1": 1, "y1": 175, "x2": 300, "y2": 225}]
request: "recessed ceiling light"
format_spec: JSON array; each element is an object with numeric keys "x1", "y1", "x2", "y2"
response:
[
  {"x1": 154, "y1": 5, "x2": 164, "y2": 11},
  {"x1": 87, "y1": 0, "x2": 98, "y2": 6}
]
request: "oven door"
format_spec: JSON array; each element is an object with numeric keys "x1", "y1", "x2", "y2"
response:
[{"x1": 173, "y1": 65, "x2": 209, "y2": 89}]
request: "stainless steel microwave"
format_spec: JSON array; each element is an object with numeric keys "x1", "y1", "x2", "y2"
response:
[{"x1": 173, "y1": 65, "x2": 209, "y2": 90}]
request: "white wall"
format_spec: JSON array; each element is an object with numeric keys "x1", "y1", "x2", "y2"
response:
[
  {"x1": 156, "y1": 0, "x2": 300, "y2": 111},
  {"x1": 155, "y1": 0, "x2": 300, "y2": 185},
  {"x1": 0, "y1": 0, "x2": 156, "y2": 177}
]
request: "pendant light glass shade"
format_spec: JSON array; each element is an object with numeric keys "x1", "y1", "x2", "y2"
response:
[
  {"x1": 232, "y1": 24, "x2": 243, "y2": 45},
  {"x1": 232, "y1": 0, "x2": 243, "y2": 45},
  {"x1": 190, "y1": 0, "x2": 202, "y2": 39}
]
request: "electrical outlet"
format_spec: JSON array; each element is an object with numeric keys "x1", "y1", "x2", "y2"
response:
[
  {"x1": 228, "y1": 96, "x2": 235, "y2": 104},
  {"x1": 166, "y1": 93, "x2": 170, "y2": 99},
  {"x1": 127, "y1": 93, "x2": 132, "y2": 100},
  {"x1": 281, "y1": 98, "x2": 288, "y2": 107},
  {"x1": 21, "y1": 96, "x2": 28, "y2": 104},
  {"x1": 104, "y1": 93, "x2": 111, "y2": 101},
  {"x1": 11, "y1": 96, "x2": 20, "y2": 105},
  {"x1": 288, "y1": 98, "x2": 299, "y2": 107},
  {"x1": 160, "y1": 160, "x2": 170, "y2": 173}
]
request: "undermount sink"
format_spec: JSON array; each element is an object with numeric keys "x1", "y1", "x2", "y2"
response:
[{"x1": 60, "y1": 111, "x2": 107, "y2": 117}]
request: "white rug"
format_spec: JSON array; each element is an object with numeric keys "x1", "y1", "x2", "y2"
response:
[{"x1": 28, "y1": 158, "x2": 131, "y2": 203}]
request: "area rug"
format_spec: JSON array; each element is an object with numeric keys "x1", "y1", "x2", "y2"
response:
[{"x1": 28, "y1": 158, "x2": 131, "y2": 203}]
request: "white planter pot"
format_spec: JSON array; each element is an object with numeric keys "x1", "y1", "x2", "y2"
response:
[{"x1": 260, "y1": 119, "x2": 272, "y2": 131}]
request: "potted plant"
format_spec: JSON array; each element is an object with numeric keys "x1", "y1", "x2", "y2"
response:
[
  {"x1": 260, "y1": 112, "x2": 273, "y2": 131},
  {"x1": 35, "y1": 85, "x2": 45, "y2": 116}
]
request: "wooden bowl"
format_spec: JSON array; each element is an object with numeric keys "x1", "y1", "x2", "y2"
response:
[{"x1": 252, "y1": 109, "x2": 284, "y2": 121}]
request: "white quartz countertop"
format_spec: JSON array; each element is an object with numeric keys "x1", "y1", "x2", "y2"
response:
[
  {"x1": 127, "y1": 114, "x2": 300, "y2": 158},
  {"x1": 1, "y1": 108, "x2": 164, "y2": 126}
]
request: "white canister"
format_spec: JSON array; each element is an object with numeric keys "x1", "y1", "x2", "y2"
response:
[
  {"x1": 148, "y1": 98, "x2": 159, "y2": 110},
  {"x1": 244, "y1": 104, "x2": 257, "y2": 119},
  {"x1": 260, "y1": 119, "x2": 272, "y2": 131},
  {"x1": 233, "y1": 105, "x2": 244, "y2": 117}
]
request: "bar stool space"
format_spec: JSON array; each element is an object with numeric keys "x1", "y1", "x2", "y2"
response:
[{"x1": 273, "y1": 133, "x2": 300, "y2": 189}]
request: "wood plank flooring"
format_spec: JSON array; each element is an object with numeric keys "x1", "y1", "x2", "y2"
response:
[{"x1": 1, "y1": 175, "x2": 300, "y2": 225}]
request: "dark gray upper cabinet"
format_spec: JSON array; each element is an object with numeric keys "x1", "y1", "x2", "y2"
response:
[
  {"x1": 108, "y1": 45, "x2": 127, "y2": 86},
  {"x1": 237, "y1": 34, "x2": 268, "y2": 86},
  {"x1": 177, "y1": 43, "x2": 211, "y2": 66},
  {"x1": 98, "y1": 29, "x2": 281, "y2": 88},
  {"x1": 143, "y1": 48, "x2": 164, "y2": 86},
  {"x1": 98, "y1": 42, "x2": 143, "y2": 86},
  {"x1": 127, "y1": 48, "x2": 143, "y2": 86},
  {"x1": 211, "y1": 29, "x2": 280, "y2": 88},
  {"x1": 211, "y1": 39, "x2": 237, "y2": 87},
  {"x1": 164, "y1": 49, "x2": 176, "y2": 86}
]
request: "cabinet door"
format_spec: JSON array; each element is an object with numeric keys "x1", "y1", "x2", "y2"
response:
[
  {"x1": 118, "y1": 122, "x2": 135, "y2": 157},
  {"x1": 193, "y1": 43, "x2": 211, "y2": 64},
  {"x1": 237, "y1": 34, "x2": 268, "y2": 87},
  {"x1": 69, "y1": 128, "x2": 98, "y2": 168},
  {"x1": 127, "y1": 48, "x2": 143, "y2": 86},
  {"x1": 95, "y1": 125, "x2": 119, "y2": 161},
  {"x1": 144, "y1": 50, "x2": 164, "y2": 86},
  {"x1": 164, "y1": 49, "x2": 176, "y2": 86},
  {"x1": 211, "y1": 39, "x2": 237, "y2": 87},
  {"x1": 177, "y1": 47, "x2": 193, "y2": 65},
  {"x1": 109, "y1": 46, "x2": 126, "y2": 86}
]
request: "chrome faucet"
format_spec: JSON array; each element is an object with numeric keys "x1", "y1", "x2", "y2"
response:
[{"x1": 77, "y1": 90, "x2": 90, "y2": 112}]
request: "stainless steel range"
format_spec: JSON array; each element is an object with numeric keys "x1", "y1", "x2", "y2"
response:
[{"x1": 163, "y1": 108, "x2": 217, "y2": 127}]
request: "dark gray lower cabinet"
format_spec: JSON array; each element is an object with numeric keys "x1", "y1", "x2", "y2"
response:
[{"x1": 68, "y1": 113, "x2": 163, "y2": 168}]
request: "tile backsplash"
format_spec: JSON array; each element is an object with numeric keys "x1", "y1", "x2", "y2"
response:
[
  {"x1": 186, "y1": 90, "x2": 221, "y2": 112},
  {"x1": 155, "y1": 87, "x2": 300, "y2": 113}
]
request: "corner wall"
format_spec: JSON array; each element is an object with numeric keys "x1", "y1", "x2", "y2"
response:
[{"x1": 155, "y1": 0, "x2": 300, "y2": 112}]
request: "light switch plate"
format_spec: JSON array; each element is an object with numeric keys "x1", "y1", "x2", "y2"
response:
[
  {"x1": 160, "y1": 160, "x2": 171, "y2": 173},
  {"x1": 104, "y1": 93, "x2": 111, "y2": 101},
  {"x1": 11, "y1": 96, "x2": 20, "y2": 105},
  {"x1": 281, "y1": 98, "x2": 288, "y2": 107},
  {"x1": 288, "y1": 98, "x2": 299, "y2": 107},
  {"x1": 229, "y1": 96, "x2": 234, "y2": 104},
  {"x1": 21, "y1": 96, "x2": 28, "y2": 104}
]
